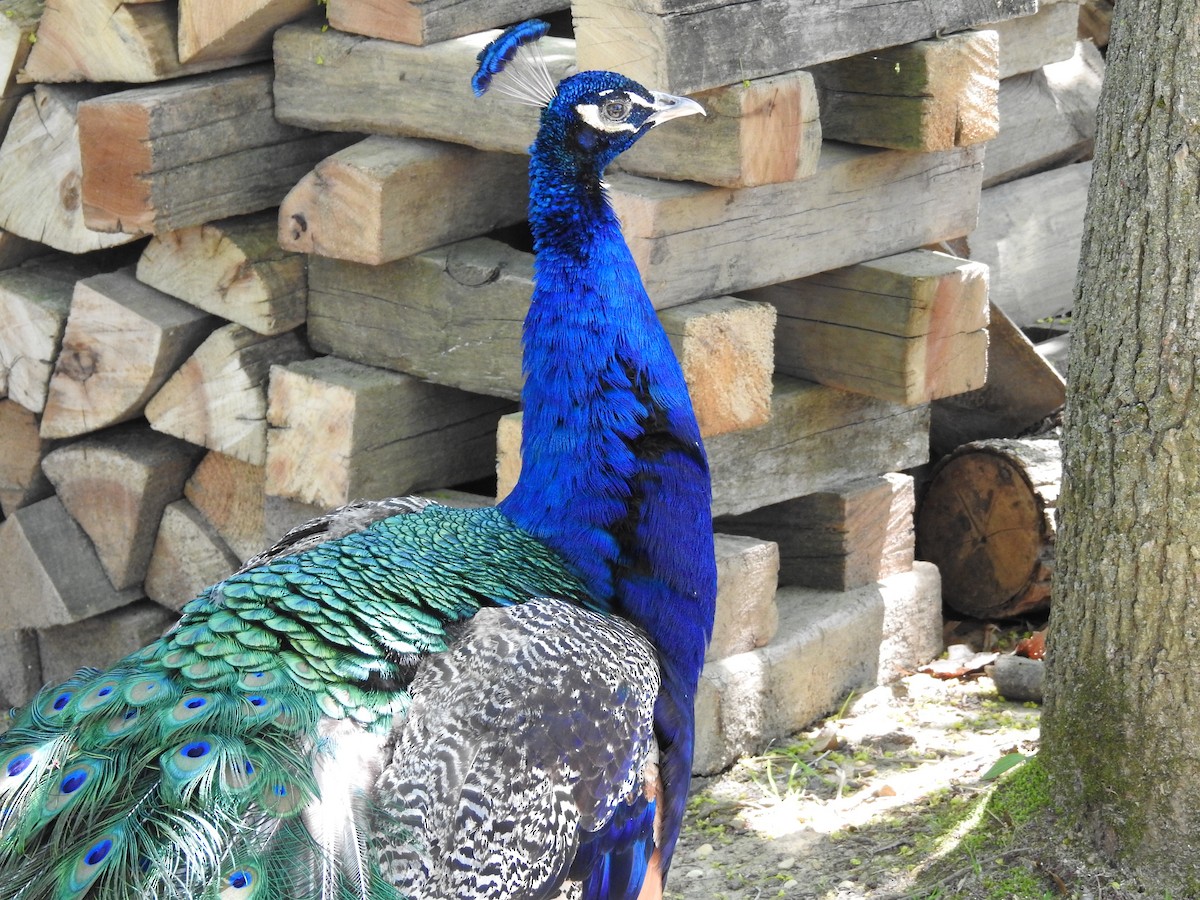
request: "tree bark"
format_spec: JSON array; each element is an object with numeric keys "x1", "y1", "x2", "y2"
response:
[{"x1": 1041, "y1": 0, "x2": 1200, "y2": 888}]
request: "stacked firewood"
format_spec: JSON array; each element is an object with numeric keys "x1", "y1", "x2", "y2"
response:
[{"x1": 0, "y1": 0, "x2": 1098, "y2": 773}]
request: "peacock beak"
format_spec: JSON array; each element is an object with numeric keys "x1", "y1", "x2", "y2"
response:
[{"x1": 646, "y1": 91, "x2": 706, "y2": 126}]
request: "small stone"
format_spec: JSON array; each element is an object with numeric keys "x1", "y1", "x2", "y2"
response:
[
  {"x1": 778, "y1": 857, "x2": 796, "y2": 870},
  {"x1": 694, "y1": 843, "x2": 714, "y2": 858},
  {"x1": 686, "y1": 869, "x2": 706, "y2": 879},
  {"x1": 783, "y1": 880, "x2": 799, "y2": 891}
]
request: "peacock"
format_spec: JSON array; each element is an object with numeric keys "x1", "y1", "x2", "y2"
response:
[{"x1": 0, "y1": 19, "x2": 715, "y2": 900}]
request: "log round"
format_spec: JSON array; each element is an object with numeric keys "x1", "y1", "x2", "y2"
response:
[{"x1": 916, "y1": 437, "x2": 1060, "y2": 619}]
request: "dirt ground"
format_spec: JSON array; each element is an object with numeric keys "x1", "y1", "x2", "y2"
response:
[{"x1": 663, "y1": 667, "x2": 1152, "y2": 900}]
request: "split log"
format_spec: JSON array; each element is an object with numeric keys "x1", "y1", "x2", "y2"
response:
[
  {"x1": 184, "y1": 451, "x2": 268, "y2": 563},
  {"x1": 143, "y1": 499, "x2": 240, "y2": 611},
  {"x1": 0, "y1": 400, "x2": 56, "y2": 515},
  {"x1": 0, "y1": 255, "x2": 101, "y2": 412},
  {"x1": 40, "y1": 426, "x2": 204, "y2": 590},
  {"x1": 273, "y1": 25, "x2": 819, "y2": 189},
  {"x1": 137, "y1": 211, "x2": 307, "y2": 336},
  {"x1": 22, "y1": 0, "x2": 260, "y2": 83},
  {"x1": 36, "y1": 601, "x2": 178, "y2": 689},
  {"x1": 145, "y1": 323, "x2": 311, "y2": 465},
  {"x1": 916, "y1": 437, "x2": 1060, "y2": 619},
  {"x1": 987, "y1": 0, "x2": 1080, "y2": 78},
  {"x1": 177, "y1": 0, "x2": 315, "y2": 65},
  {"x1": 1078, "y1": 0, "x2": 1114, "y2": 49},
  {"x1": 966, "y1": 160, "x2": 1091, "y2": 327},
  {"x1": 985, "y1": 41, "x2": 1104, "y2": 188},
  {"x1": 77, "y1": 65, "x2": 355, "y2": 236},
  {"x1": 1, "y1": 0, "x2": 41, "y2": 96},
  {"x1": 307, "y1": 243, "x2": 776, "y2": 435},
  {"x1": 0, "y1": 628, "x2": 41, "y2": 712},
  {"x1": 0, "y1": 496, "x2": 143, "y2": 628},
  {"x1": 0, "y1": 85, "x2": 141, "y2": 253},
  {"x1": 747, "y1": 250, "x2": 989, "y2": 406},
  {"x1": 266, "y1": 356, "x2": 515, "y2": 510},
  {"x1": 606, "y1": 141, "x2": 984, "y2": 309},
  {"x1": 930, "y1": 302, "x2": 1065, "y2": 455},
  {"x1": 571, "y1": 0, "x2": 1035, "y2": 95},
  {"x1": 279, "y1": 136, "x2": 528, "y2": 265},
  {"x1": 326, "y1": 0, "x2": 567, "y2": 45},
  {"x1": 498, "y1": 377, "x2": 931, "y2": 517},
  {"x1": 717, "y1": 473, "x2": 916, "y2": 590},
  {"x1": 40, "y1": 270, "x2": 216, "y2": 439},
  {"x1": 809, "y1": 31, "x2": 999, "y2": 152},
  {"x1": 709, "y1": 534, "x2": 780, "y2": 662}
]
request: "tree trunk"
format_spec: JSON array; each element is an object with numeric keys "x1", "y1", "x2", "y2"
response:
[{"x1": 1041, "y1": 0, "x2": 1200, "y2": 889}]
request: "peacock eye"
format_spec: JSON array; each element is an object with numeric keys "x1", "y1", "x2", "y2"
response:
[{"x1": 600, "y1": 98, "x2": 631, "y2": 123}]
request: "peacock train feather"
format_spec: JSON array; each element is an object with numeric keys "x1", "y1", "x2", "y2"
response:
[{"x1": 0, "y1": 20, "x2": 714, "y2": 900}]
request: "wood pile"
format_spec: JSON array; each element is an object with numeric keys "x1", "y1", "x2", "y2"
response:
[{"x1": 0, "y1": 0, "x2": 1098, "y2": 772}]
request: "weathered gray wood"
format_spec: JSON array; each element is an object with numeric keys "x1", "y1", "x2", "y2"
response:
[
  {"x1": 0, "y1": 85, "x2": 141, "y2": 253},
  {"x1": 144, "y1": 499, "x2": 240, "y2": 612},
  {"x1": 987, "y1": 0, "x2": 1080, "y2": 79},
  {"x1": 272, "y1": 25, "x2": 817, "y2": 188},
  {"x1": 1, "y1": 0, "x2": 41, "y2": 97},
  {"x1": 710, "y1": 534, "x2": 779, "y2": 662},
  {"x1": 177, "y1": 0, "x2": 315, "y2": 65},
  {"x1": 498, "y1": 377, "x2": 930, "y2": 517},
  {"x1": 573, "y1": 0, "x2": 1036, "y2": 95},
  {"x1": 0, "y1": 496, "x2": 143, "y2": 628},
  {"x1": 326, "y1": 0, "x2": 567, "y2": 45},
  {"x1": 985, "y1": 41, "x2": 1104, "y2": 188},
  {"x1": 810, "y1": 31, "x2": 998, "y2": 152},
  {"x1": 308, "y1": 243, "x2": 775, "y2": 435},
  {"x1": 0, "y1": 400, "x2": 56, "y2": 516},
  {"x1": 0, "y1": 627, "x2": 41, "y2": 711},
  {"x1": 266, "y1": 356, "x2": 515, "y2": 509},
  {"x1": 718, "y1": 473, "x2": 915, "y2": 590},
  {"x1": 137, "y1": 211, "x2": 307, "y2": 336},
  {"x1": 967, "y1": 160, "x2": 1091, "y2": 327},
  {"x1": 41, "y1": 426, "x2": 204, "y2": 590},
  {"x1": 145, "y1": 324, "x2": 311, "y2": 465},
  {"x1": 745, "y1": 250, "x2": 989, "y2": 405},
  {"x1": 41, "y1": 270, "x2": 216, "y2": 439},
  {"x1": 608, "y1": 141, "x2": 985, "y2": 309},
  {"x1": 36, "y1": 601, "x2": 178, "y2": 689},
  {"x1": 279, "y1": 136, "x2": 529, "y2": 265},
  {"x1": 78, "y1": 65, "x2": 355, "y2": 236}
]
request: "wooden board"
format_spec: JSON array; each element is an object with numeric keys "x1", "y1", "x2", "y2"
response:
[
  {"x1": 745, "y1": 250, "x2": 989, "y2": 405},
  {"x1": 709, "y1": 533, "x2": 780, "y2": 662},
  {"x1": 78, "y1": 65, "x2": 355, "y2": 236},
  {"x1": 572, "y1": 0, "x2": 1036, "y2": 95},
  {"x1": 966, "y1": 160, "x2": 1091, "y2": 327},
  {"x1": 273, "y1": 24, "x2": 819, "y2": 188},
  {"x1": 307, "y1": 242, "x2": 776, "y2": 435},
  {"x1": 984, "y1": 41, "x2": 1103, "y2": 188},
  {"x1": 279, "y1": 136, "x2": 529, "y2": 265},
  {"x1": 266, "y1": 356, "x2": 515, "y2": 509},
  {"x1": 326, "y1": 0, "x2": 567, "y2": 45},
  {"x1": 608, "y1": 141, "x2": 985, "y2": 309},
  {"x1": 497, "y1": 376, "x2": 931, "y2": 517},
  {"x1": 1, "y1": 0, "x2": 41, "y2": 97},
  {"x1": 987, "y1": 0, "x2": 1080, "y2": 79},
  {"x1": 143, "y1": 498, "x2": 240, "y2": 611},
  {"x1": 177, "y1": 0, "x2": 315, "y2": 65},
  {"x1": 0, "y1": 85, "x2": 142, "y2": 253},
  {"x1": 810, "y1": 31, "x2": 998, "y2": 152},
  {"x1": 136, "y1": 211, "x2": 307, "y2": 336},
  {"x1": 0, "y1": 399, "x2": 55, "y2": 516},
  {"x1": 184, "y1": 451, "x2": 268, "y2": 563}
]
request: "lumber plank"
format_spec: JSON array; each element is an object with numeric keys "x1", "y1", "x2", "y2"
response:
[
  {"x1": 22, "y1": 0, "x2": 260, "y2": 83},
  {"x1": 0, "y1": 85, "x2": 142, "y2": 253},
  {"x1": 36, "y1": 601, "x2": 178, "y2": 688},
  {"x1": 0, "y1": 255, "x2": 102, "y2": 412},
  {"x1": 136, "y1": 211, "x2": 307, "y2": 336},
  {"x1": 718, "y1": 473, "x2": 916, "y2": 590},
  {"x1": 966, "y1": 160, "x2": 1091, "y2": 327},
  {"x1": 177, "y1": 0, "x2": 315, "y2": 65},
  {"x1": 572, "y1": 0, "x2": 1036, "y2": 95},
  {"x1": 184, "y1": 451, "x2": 268, "y2": 563},
  {"x1": 497, "y1": 376, "x2": 930, "y2": 517},
  {"x1": 40, "y1": 270, "x2": 216, "y2": 439},
  {"x1": 709, "y1": 534, "x2": 779, "y2": 662},
  {"x1": 77, "y1": 65, "x2": 355, "y2": 236},
  {"x1": 279, "y1": 136, "x2": 529, "y2": 265},
  {"x1": 266, "y1": 356, "x2": 515, "y2": 509},
  {"x1": 1, "y1": 0, "x2": 41, "y2": 97},
  {"x1": 143, "y1": 498, "x2": 240, "y2": 611},
  {"x1": 0, "y1": 399, "x2": 55, "y2": 515},
  {"x1": 987, "y1": 0, "x2": 1080, "y2": 78},
  {"x1": 984, "y1": 41, "x2": 1104, "y2": 188},
  {"x1": 41, "y1": 425, "x2": 204, "y2": 590},
  {"x1": 145, "y1": 323, "x2": 311, "y2": 465},
  {"x1": 930, "y1": 301, "x2": 1065, "y2": 455},
  {"x1": 326, "y1": 0, "x2": 567, "y2": 45},
  {"x1": 307, "y1": 243, "x2": 776, "y2": 435},
  {"x1": 810, "y1": 31, "x2": 998, "y2": 152},
  {"x1": 0, "y1": 496, "x2": 143, "y2": 628},
  {"x1": 607, "y1": 141, "x2": 985, "y2": 309},
  {"x1": 273, "y1": 24, "x2": 818, "y2": 188},
  {"x1": 745, "y1": 250, "x2": 989, "y2": 405}
]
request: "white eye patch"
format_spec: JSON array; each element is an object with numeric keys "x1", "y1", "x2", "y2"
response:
[{"x1": 575, "y1": 92, "x2": 655, "y2": 133}]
